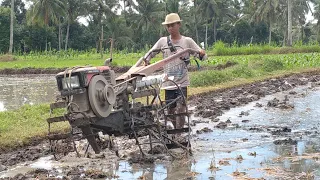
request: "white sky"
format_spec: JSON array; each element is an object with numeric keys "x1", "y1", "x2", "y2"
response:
[{"x1": 306, "y1": 2, "x2": 317, "y2": 24}]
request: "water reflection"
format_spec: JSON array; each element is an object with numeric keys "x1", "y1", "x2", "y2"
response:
[
  {"x1": 110, "y1": 140, "x2": 320, "y2": 179},
  {"x1": 272, "y1": 141, "x2": 320, "y2": 176},
  {"x1": 0, "y1": 101, "x2": 5, "y2": 111},
  {"x1": 0, "y1": 75, "x2": 57, "y2": 111},
  {"x1": 113, "y1": 160, "x2": 189, "y2": 180}
]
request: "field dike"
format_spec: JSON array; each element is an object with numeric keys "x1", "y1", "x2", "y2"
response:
[{"x1": 0, "y1": 61, "x2": 236, "y2": 75}]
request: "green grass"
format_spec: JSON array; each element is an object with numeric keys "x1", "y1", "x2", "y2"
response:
[
  {"x1": 0, "y1": 52, "x2": 144, "y2": 69},
  {"x1": 190, "y1": 53, "x2": 320, "y2": 87},
  {"x1": 2, "y1": 44, "x2": 320, "y2": 69},
  {"x1": 0, "y1": 49, "x2": 164, "y2": 69},
  {"x1": 0, "y1": 104, "x2": 68, "y2": 151},
  {"x1": 212, "y1": 41, "x2": 320, "y2": 56},
  {"x1": 190, "y1": 70, "x2": 233, "y2": 87}
]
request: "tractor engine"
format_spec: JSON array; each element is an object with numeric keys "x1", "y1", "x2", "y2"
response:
[
  {"x1": 55, "y1": 66, "x2": 116, "y2": 118},
  {"x1": 48, "y1": 66, "x2": 120, "y2": 155}
]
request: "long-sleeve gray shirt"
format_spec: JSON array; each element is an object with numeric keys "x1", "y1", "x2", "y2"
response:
[{"x1": 144, "y1": 35, "x2": 204, "y2": 89}]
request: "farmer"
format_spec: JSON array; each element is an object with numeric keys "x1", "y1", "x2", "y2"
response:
[{"x1": 143, "y1": 13, "x2": 206, "y2": 129}]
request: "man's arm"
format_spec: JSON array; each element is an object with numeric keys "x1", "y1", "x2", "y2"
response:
[
  {"x1": 143, "y1": 38, "x2": 164, "y2": 64},
  {"x1": 187, "y1": 37, "x2": 207, "y2": 60}
]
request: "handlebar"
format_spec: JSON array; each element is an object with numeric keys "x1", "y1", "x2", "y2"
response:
[
  {"x1": 116, "y1": 48, "x2": 202, "y2": 81},
  {"x1": 144, "y1": 46, "x2": 184, "y2": 61},
  {"x1": 133, "y1": 48, "x2": 201, "y2": 68},
  {"x1": 133, "y1": 48, "x2": 201, "y2": 76}
]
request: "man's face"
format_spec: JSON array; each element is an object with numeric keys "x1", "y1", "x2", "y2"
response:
[{"x1": 165, "y1": 22, "x2": 181, "y2": 35}]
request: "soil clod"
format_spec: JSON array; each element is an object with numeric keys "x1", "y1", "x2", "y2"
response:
[
  {"x1": 196, "y1": 127, "x2": 213, "y2": 134},
  {"x1": 215, "y1": 122, "x2": 227, "y2": 129},
  {"x1": 273, "y1": 138, "x2": 297, "y2": 145}
]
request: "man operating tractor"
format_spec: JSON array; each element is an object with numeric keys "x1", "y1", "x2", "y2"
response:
[
  {"x1": 143, "y1": 13, "x2": 206, "y2": 130},
  {"x1": 47, "y1": 13, "x2": 206, "y2": 158}
]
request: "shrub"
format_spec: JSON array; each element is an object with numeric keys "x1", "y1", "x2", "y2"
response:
[{"x1": 213, "y1": 41, "x2": 226, "y2": 56}]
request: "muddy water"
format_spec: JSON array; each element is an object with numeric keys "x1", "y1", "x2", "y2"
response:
[
  {"x1": 0, "y1": 75, "x2": 57, "y2": 111},
  {"x1": 1, "y1": 79, "x2": 320, "y2": 179},
  {"x1": 0, "y1": 73, "x2": 124, "y2": 111},
  {"x1": 188, "y1": 84, "x2": 320, "y2": 179}
]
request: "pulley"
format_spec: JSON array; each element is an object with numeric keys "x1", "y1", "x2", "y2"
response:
[{"x1": 88, "y1": 75, "x2": 115, "y2": 117}]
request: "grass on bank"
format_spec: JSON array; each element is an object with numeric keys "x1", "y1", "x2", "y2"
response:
[
  {"x1": 1, "y1": 43, "x2": 320, "y2": 69},
  {"x1": 0, "y1": 51, "x2": 319, "y2": 70},
  {"x1": 0, "y1": 104, "x2": 68, "y2": 152},
  {"x1": 0, "y1": 52, "x2": 145, "y2": 69},
  {"x1": 1, "y1": 52, "x2": 320, "y2": 151},
  {"x1": 191, "y1": 52, "x2": 320, "y2": 87},
  {"x1": 212, "y1": 41, "x2": 320, "y2": 56}
]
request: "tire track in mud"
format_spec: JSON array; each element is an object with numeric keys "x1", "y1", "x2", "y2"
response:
[{"x1": 1, "y1": 71, "x2": 320, "y2": 179}]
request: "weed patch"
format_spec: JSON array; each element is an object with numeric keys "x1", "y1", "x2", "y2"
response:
[
  {"x1": 191, "y1": 70, "x2": 232, "y2": 87},
  {"x1": 0, "y1": 54, "x2": 15, "y2": 62},
  {"x1": 262, "y1": 59, "x2": 284, "y2": 72},
  {"x1": 231, "y1": 65, "x2": 254, "y2": 78}
]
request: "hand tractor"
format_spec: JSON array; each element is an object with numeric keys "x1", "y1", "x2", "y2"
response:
[{"x1": 47, "y1": 48, "x2": 200, "y2": 160}]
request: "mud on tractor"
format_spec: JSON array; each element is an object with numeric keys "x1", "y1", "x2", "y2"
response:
[{"x1": 47, "y1": 48, "x2": 200, "y2": 159}]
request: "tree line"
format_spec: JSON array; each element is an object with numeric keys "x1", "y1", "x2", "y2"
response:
[{"x1": 1, "y1": 0, "x2": 320, "y2": 54}]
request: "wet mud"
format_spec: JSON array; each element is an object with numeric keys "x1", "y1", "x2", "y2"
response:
[
  {"x1": 1, "y1": 71, "x2": 320, "y2": 179},
  {"x1": 191, "y1": 73, "x2": 320, "y2": 120}
]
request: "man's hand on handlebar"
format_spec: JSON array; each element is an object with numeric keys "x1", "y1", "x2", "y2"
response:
[
  {"x1": 199, "y1": 49, "x2": 206, "y2": 60},
  {"x1": 143, "y1": 59, "x2": 150, "y2": 66}
]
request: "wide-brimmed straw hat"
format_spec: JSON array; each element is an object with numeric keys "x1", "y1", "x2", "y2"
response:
[{"x1": 162, "y1": 13, "x2": 182, "y2": 25}]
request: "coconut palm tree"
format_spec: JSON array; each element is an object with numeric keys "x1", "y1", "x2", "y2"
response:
[
  {"x1": 292, "y1": 0, "x2": 312, "y2": 42},
  {"x1": 28, "y1": 0, "x2": 66, "y2": 51},
  {"x1": 312, "y1": 0, "x2": 320, "y2": 41},
  {"x1": 252, "y1": 0, "x2": 281, "y2": 45},
  {"x1": 165, "y1": 0, "x2": 179, "y2": 14},
  {"x1": 64, "y1": 0, "x2": 89, "y2": 50},
  {"x1": 277, "y1": 0, "x2": 311, "y2": 45},
  {"x1": 103, "y1": 14, "x2": 134, "y2": 50},
  {"x1": 287, "y1": 0, "x2": 293, "y2": 46},
  {"x1": 9, "y1": 0, "x2": 14, "y2": 54},
  {"x1": 28, "y1": 0, "x2": 65, "y2": 26},
  {"x1": 131, "y1": 0, "x2": 164, "y2": 45},
  {"x1": 1, "y1": 0, "x2": 26, "y2": 24},
  {"x1": 198, "y1": 0, "x2": 235, "y2": 43}
]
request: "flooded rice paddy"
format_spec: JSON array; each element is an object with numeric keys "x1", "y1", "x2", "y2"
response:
[
  {"x1": 0, "y1": 75, "x2": 57, "y2": 111},
  {"x1": 0, "y1": 74, "x2": 320, "y2": 179}
]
